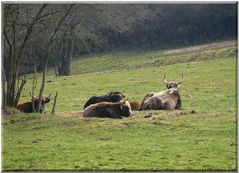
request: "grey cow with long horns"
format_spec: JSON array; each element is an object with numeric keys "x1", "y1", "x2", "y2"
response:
[{"x1": 140, "y1": 73, "x2": 184, "y2": 110}]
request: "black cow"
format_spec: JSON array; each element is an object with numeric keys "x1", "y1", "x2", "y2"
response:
[{"x1": 84, "y1": 91, "x2": 125, "y2": 109}]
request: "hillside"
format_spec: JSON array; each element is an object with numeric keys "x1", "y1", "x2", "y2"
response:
[
  {"x1": 71, "y1": 40, "x2": 236, "y2": 75},
  {"x1": 17, "y1": 40, "x2": 237, "y2": 112},
  {"x1": 3, "y1": 41, "x2": 237, "y2": 171}
]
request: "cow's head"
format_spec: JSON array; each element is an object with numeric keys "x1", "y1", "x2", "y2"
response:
[
  {"x1": 32, "y1": 93, "x2": 52, "y2": 113},
  {"x1": 120, "y1": 100, "x2": 133, "y2": 117},
  {"x1": 106, "y1": 91, "x2": 125, "y2": 102},
  {"x1": 164, "y1": 73, "x2": 184, "y2": 89}
]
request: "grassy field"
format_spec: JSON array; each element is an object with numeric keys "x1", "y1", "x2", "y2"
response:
[{"x1": 2, "y1": 41, "x2": 237, "y2": 171}]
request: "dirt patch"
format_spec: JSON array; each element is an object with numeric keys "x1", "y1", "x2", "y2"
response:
[
  {"x1": 170, "y1": 110, "x2": 196, "y2": 116},
  {"x1": 154, "y1": 40, "x2": 236, "y2": 56},
  {"x1": 134, "y1": 109, "x2": 197, "y2": 122},
  {"x1": 98, "y1": 138, "x2": 111, "y2": 141},
  {"x1": 135, "y1": 112, "x2": 166, "y2": 121},
  {"x1": 187, "y1": 61, "x2": 201, "y2": 65},
  {"x1": 57, "y1": 111, "x2": 83, "y2": 117}
]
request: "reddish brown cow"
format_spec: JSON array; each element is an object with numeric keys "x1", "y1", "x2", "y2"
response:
[
  {"x1": 16, "y1": 95, "x2": 51, "y2": 113},
  {"x1": 130, "y1": 101, "x2": 141, "y2": 111},
  {"x1": 83, "y1": 101, "x2": 133, "y2": 118}
]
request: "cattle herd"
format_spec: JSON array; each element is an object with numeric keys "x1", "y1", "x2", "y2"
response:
[{"x1": 16, "y1": 73, "x2": 184, "y2": 118}]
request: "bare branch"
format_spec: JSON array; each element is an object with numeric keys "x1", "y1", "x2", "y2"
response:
[
  {"x1": 72, "y1": 30, "x2": 92, "y2": 55},
  {"x1": 18, "y1": 4, "x2": 47, "y2": 58}
]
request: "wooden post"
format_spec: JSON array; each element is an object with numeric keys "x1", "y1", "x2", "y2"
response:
[{"x1": 51, "y1": 91, "x2": 58, "y2": 115}]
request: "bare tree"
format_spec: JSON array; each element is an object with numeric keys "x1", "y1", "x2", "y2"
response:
[
  {"x1": 3, "y1": 4, "x2": 47, "y2": 108},
  {"x1": 37, "y1": 4, "x2": 74, "y2": 112}
]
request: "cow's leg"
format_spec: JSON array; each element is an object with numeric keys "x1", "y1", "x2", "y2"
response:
[
  {"x1": 141, "y1": 103, "x2": 151, "y2": 110},
  {"x1": 175, "y1": 96, "x2": 182, "y2": 110},
  {"x1": 112, "y1": 115, "x2": 122, "y2": 119},
  {"x1": 164, "y1": 102, "x2": 174, "y2": 110}
]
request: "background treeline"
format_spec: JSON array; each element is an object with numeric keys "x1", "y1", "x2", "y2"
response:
[
  {"x1": 2, "y1": 3, "x2": 237, "y2": 110},
  {"x1": 107, "y1": 4, "x2": 237, "y2": 49}
]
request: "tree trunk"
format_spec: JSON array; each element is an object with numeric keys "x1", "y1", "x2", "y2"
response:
[
  {"x1": 4, "y1": 4, "x2": 47, "y2": 108},
  {"x1": 58, "y1": 36, "x2": 74, "y2": 76},
  {"x1": 2, "y1": 64, "x2": 6, "y2": 112},
  {"x1": 37, "y1": 5, "x2": 74, "y2": 112}
]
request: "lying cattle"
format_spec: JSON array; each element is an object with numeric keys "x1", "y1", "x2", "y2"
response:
[
  {"x1": 140, "y1": 73, "x2": 184, "y2": 110},
  {"x1": 130, "y1": 101, "x2": 141, "y2": 111},
  {"x1": 84, "y1": 91, "x2": 125, "y2": 109},
  {"x1": 16, "y1": 94, "x2": 51, "y2": 113},
  {"x1": 83, "y1": 101, "x2": 133, "y2": 118}
]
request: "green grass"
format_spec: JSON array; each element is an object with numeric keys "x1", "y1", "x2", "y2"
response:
[
  {"x1": 71, "y1": 44, "x2": 236, "y2": 74},
  {"x1": 2, "y1": 42, "x2": 237, "y2": 171}
]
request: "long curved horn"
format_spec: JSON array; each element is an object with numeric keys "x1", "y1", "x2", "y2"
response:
[
  {"x1": 164, "y1": 73, "x2": 169, "y2": 84},
  {"x1": 177, "y1": 73, "x2": 184, "y2": 84},
  {"x1": 48, "y1": 93, "x2": 52, "y2": 98}
]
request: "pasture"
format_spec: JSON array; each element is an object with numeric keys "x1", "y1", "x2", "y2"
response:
[{"x1": 3, "y1": 41, "x2": 237, "y2": 171}]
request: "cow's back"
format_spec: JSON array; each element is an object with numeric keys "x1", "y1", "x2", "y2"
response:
[
  {"x1": 83, "y1": 102, "x2": 115, "y2": 118},
  {"x1": 83, "y1": 101, "x2": 131, "y2": 118},
  {"x1": 84, "y1": 96, "x2": 104, "y2": 109},
  {"x1": 141, "y1": 96, "x2": 164, "y2": 110},
  {"x1": 141, "y1": 90, "x2": 178, "y2": 110},
  {"x1": 16, "y1": 102, "x2": 33, "y2": 113}
]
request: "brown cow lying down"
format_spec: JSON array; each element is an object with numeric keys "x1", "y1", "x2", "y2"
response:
[
  {"x1": 16, "y1": 95, "x2": 51, "y2": 113},
  {"x1": 83, "y1": 101, "x2": 133, "y2": 118},
  {"x1": 130, "y1": 101, "x2": 141, "y2": 111}
]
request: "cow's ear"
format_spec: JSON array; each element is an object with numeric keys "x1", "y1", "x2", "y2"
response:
[{"x1": 45, "y1": 97, "x2": 50, "y2": 103}]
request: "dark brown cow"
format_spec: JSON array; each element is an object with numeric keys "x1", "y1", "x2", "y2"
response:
[
  {"x1": 140, "y1": 73, "x2": 184, "y2": 110},
  {"x1": 16, "y1": 94, "x2": 51, "y2": 113},
  {"x1": 130, "y1": 101, "x2": 141, "y2": 111},
  {"x1": 84, "y1": 91, "x2": 125, "y2": 109},
  {"x1": 83, "y1": 101, "x2": 133, "y2": 118}
]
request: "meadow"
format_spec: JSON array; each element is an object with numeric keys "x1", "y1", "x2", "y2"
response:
[{"x1": 3, "y1": 41, "x2": 237, "y2": 171}]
